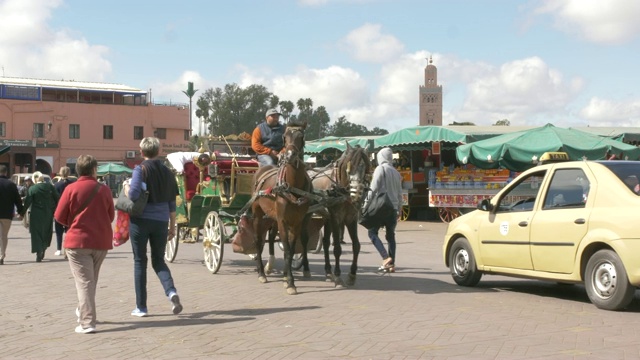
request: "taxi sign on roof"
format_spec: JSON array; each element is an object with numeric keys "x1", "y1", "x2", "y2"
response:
[{"x1": 539, "y1": 151, "x2": 570, "y2": 164}]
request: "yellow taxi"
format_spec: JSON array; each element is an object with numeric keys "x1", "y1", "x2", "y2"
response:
[{"x1": 443, "y1": 153, "x2": 640, "y2": 310}]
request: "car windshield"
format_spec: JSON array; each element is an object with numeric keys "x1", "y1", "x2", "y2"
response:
[{"x1": 599, "y1": 161, "x2": 640, "y2": 196}]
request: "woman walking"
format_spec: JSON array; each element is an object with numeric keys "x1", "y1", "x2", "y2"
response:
[
  {"x1": 55, "y1": 155, "x2": 114, "y2": 334},
  {"x1": 128, "y1": 137, "x2": 182, "y2": 317},
  {"x1": 22, "y1": 171, "x2": 59, "y2": 262},
  {"x1": 364, "y1": 148, "x2": 403, "y2": 271}
]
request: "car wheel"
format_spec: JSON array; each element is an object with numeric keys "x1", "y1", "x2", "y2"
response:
[
  {"x1": 585, "y1": 249, "x2": 635, "y2": 311},
  {"x1": 449, "y1": 237, "x2": 482, "y2": 286}
]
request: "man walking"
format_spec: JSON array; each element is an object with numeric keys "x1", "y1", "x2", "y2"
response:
[{"x1": 0, "y1": 165, "x2": 25, "y2": 265}]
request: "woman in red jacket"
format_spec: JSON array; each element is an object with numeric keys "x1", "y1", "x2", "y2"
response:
[{"x1": 54, "y1": 155, "x2": 115, "y2": 334}]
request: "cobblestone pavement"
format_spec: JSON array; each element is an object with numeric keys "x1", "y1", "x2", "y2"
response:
[{"x1": 1, "y1": 215, "x2": 640, "y2": 360}]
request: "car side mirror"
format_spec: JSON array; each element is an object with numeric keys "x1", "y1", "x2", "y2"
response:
[{"x1": 478, "y1": 199, "x2": 493, "y2": 211}]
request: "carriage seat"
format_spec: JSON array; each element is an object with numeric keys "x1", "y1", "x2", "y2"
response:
[
  {"x1": 215, "y1": 159, "x2": 259, "y2": 175},
  {"x1": 183, "y1": 162, "x2": 200, "y2": 201}
]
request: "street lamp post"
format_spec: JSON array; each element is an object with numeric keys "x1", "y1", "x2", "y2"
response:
[{"x1": 182, "y1": 82, "x2": 198, "y2": 137}]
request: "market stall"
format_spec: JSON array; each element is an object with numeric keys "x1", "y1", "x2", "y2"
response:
[
  {"x1": 428, "y1": 123, "x2": 640, "y2": 222},
  {"x1": 373, "y1": 126, "x2": 497, "y2": 221}
]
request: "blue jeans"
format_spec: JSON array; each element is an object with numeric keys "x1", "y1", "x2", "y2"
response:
[
  {"x1": 367, "y1": 214, "x2": 397, "y2": 263},
  {"x1": 257, "y1": 154, "x2": 276, "y2": 166},
  {"x1": 129, "y1": 217, "x2": 176, "y2": 310}
]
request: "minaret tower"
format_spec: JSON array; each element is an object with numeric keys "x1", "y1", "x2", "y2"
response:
[{"x1": 419, "y1": 55, "x2": 443, "y2": 125}]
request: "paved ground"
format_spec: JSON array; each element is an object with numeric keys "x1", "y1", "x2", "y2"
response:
[{"x1": 2, "y1": 215, "x2": 640, "y2": 360}]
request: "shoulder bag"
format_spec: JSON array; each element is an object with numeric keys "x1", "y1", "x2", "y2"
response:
[
  {"x1": 358, "y1": 170, "x2": 396, "y2": 229},
  {"x1": 115, "y1": 165, "x2": 148, "y2": 217}
]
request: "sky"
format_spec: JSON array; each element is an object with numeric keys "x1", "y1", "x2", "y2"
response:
[{"x1": 1, "y1": 0, "x2": 639, "y2": 134}]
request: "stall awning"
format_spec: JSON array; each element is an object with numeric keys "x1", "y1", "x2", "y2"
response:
[
  {"x1": 304, "y1": 136, "x2": 378, "y2": 154},
  {"x1": 0, "y1": 146, "x2": 10, "y2": 155},
  {"x1": 456, "y1": 123, "x2": 640, "y2": 171},
  {"x1": 373, "y1": 126, "x2": 479, "y2": 151}
]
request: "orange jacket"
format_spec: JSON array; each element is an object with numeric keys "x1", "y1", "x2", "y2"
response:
[{"x1": 251, "y1": 126, "x2": 284, "y2": 155}]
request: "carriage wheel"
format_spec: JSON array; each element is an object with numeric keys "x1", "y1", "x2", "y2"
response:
[
  {"x1": 438, "y1": 207, "x2": 461, "y2": 223},
  {"x1": 203, "y1": 211, "x2": 224, "y2": 274},
  {"x1": 400, "y1": 205, "x2": 410, "y2": 221},
  {"x1": 165, "y1": 223, "x2": 180, "y2": 262}
]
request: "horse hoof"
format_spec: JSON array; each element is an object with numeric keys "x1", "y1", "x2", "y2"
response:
[
  {"x1": 325, "y1": 274, "x2": 334, "y2": 283},
  {"x1": 286, "y1": 287, "x2": 298, "y2": 295},
  {"x1": 335, "y1": 277, "x2": 345, "y2": 288},
  {"x1": 346, "y1": 274, "x2": 356, "y2": 286},
  {"x1": 258, "y1": 276, "x2": 268, "y2": 283},
  {"x1": 303, "y1": 271, "x2": 311, "y2": 278}
]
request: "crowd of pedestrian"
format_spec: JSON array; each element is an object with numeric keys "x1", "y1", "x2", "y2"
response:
[{"x1": 0, "y1": 132, "x2": 404, "y2": 335}]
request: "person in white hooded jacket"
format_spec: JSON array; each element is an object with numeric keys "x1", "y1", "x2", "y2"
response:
[{"x1": 363, "y1": 147, "x2": 403, "y2": 271}]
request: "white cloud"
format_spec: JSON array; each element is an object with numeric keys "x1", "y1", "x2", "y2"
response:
[
  {"x1": 340, "y1": 23, "x2": 405, "y2": 63},
  {"x1": 534, "y1": 0, "x2": 640, "y2": 44},
  {"x1": 242, "y1": 65, "x2": 369, "y2": 112},
  {"x1": 150, "y1": 71, "x2": 207, "y2": 103},
  {"x1": 0, "y1": 0, "x2": 112, "y2": 81},
  {"x1": 580, "y1": 97, "x2": 640, "y2": 126},
  {"x1": 454, "y1": 57, "x2": 585, "y2": 126}
]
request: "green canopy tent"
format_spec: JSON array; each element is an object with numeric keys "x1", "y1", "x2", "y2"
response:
[
  {"x1": 97, "y1": 163, "x2": 133, "y2": 176},
  {"x1": 373, "y1": 126, "x2": 481, "y2": 151},
  {"x1": 304, "y1": 136, "x2": 377, "y2": 154},
  {"x1": 456, "y1": 123, "x2": 640, "y2": 171}
]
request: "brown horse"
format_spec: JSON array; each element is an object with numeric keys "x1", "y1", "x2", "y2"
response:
[
  {"x1": 251, "y1": 125, "x2": 312, "y2": 295},
  {"x1": 308, "y1": 142, "x2": 371, "y2": 287}
]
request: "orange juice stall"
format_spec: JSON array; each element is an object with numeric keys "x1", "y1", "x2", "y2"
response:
[
  {"x1": 428, "y1": 167, "x2": 515, "y2": 222},
  {"x1": 373, "y1": 126, "x2": 497, "y2": 221}
]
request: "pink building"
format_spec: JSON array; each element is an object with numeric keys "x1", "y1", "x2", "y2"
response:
[{"x1": 0, "y1": 76, "x2": 191, "y2": 176}]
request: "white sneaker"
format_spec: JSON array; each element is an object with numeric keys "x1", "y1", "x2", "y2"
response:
[
  {"x1": 169, "y1": 293, "x2": 183, "y2": 315},
  {"x1": 54, "y1": 250, "x2": 61, "y2": 256},
  {"x1": 75, "y1": 325, "x2": 96, "y2": 334},
  {"x1": 131, "y1": 308, "x2": 148, "y2": 317}
]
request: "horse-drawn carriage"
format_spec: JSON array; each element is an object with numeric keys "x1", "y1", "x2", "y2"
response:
[
  {"x1": 164, "y1": 132, "x2": 325, "y2": 274},
  {"x1": 164, "y1": 127, "x2": 372, "y2": 295},
  {"x1": 164, "y1": 133, "x2": 261, "y2": 273}
]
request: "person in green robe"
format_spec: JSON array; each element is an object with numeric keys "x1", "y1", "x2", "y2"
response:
[{"x1": 22, "y1": 171, "x2": 59, "y2": 262}]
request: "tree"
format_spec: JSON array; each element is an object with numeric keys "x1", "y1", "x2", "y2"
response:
[
  {"x1": 493, "y1": 119, "x2": 510, "y2": 126},
  {"x1": 308, "y1": 106, "x2": 330, "y2": 140},
  {"x1": 369, "y1": 127, "x2": 389, "y2": 135},
  {"x1": 197, "y1": 83, "x2": 273, "y2": 136},
  {"x1": 327, "y1": 116, "x2": 388, "y2": 137},
  {"x1": 195, "y1": 97, "x2": 210, "y2": 136},
  {"x1": 279, "y1": 100, "x2": 295, "y2": 122}
]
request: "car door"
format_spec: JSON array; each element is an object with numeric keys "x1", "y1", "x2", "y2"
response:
[
  {"x1": 529, "y1": 167, "x2": 591, "y2": 274},
  {"x1": 477, "y1": 170, "x2": 547, "y2": 270}
]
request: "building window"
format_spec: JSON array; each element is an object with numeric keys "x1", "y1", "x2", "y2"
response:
[
  {"x1": 184, "y1": 130, "x2": 190, "y2": 141},
  {"x1": 103, "y1": 125, "x2": 113, "y2": 140},
  {"x1": 155, "y1": 128, "x2": 167, "y2": 139},
  {"x1": 134, "y1": 126, "x2": 144, "y2": 140},
  {"x1": 0, "y1": 122, "x2": 5, "y2": 137},
  {"x1": 33, "y1": 123, "x2": 45, "y2": 138},
  {"x1": 69, "y1": 124, "x2": 80, "y2": 139}
]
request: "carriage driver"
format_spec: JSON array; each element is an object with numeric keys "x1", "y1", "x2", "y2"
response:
[{"x1": 251, "y1": 108, "x2": 285, "y2": 166}]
